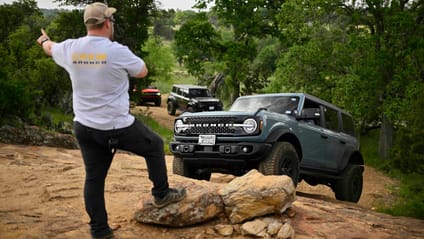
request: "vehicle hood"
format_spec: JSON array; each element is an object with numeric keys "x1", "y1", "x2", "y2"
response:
[
  {"x1": 178, "y1": 109, "x2": 294, "y2": 122},
  {"x1": 192, "y1": 97, "x2": 221, "y2": 103},
  {"x1": 178, "y1": 110, "x2": 256, "y2": 118}
]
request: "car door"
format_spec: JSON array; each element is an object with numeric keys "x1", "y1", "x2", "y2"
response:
[
  {"x1": 180, "y1": 89, "x2": 190, "y2": 110},
  {"x1": 320, "y1": 106, "x2": 346, "y2": 171},
  {"x1": 296, "y1": 105, "x2": 330, "y2": 171}
]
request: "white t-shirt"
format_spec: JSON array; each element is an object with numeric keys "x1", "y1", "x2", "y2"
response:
[{"x1": 52, "y1": 36, "x2": 144, "y2": 130}]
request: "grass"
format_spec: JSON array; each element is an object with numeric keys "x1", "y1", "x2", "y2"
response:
[
  {"x1": 133, "y1": 110, "x2": 174, "y2": 155},
  {"x1": 378, "y1": 172, "x2": 424, "y2": 219},
  {"x1": 360, "y1": 129, "x2": 424, "y2": 220},
  {"x1": 152, "y1": 68, "x2": 197, "y2": 94}
]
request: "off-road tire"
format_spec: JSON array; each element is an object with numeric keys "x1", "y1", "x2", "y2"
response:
[
  {"x1": 259, "y1": 141, "x2": 300, "y2": 186},
  {"x1": 172, "y1": 156, "x2": 211, "y2": 181},
  {"x1": 155, "y1": 99, "x2": 161, "y2": 107},
  {"x1": 333, "y1": 164, "x2": 363, "y2": 202},
  {"x1": 167, "y1": 101, "x2": 176, "y2": 115}
]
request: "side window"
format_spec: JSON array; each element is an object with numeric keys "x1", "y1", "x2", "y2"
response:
[
  {"x1": 301, "y1": 99, "x2": 321, "y2": 125},
  {"x1": 172, "y1": 86, "x2": 176, "y2": 93},
  {"x1": 341, "y1": 113, "x2": 355, "y2": 136},
  {"x1": 182, "y1": 89, "x2": 189, "y2": 97},
  {"x1": 189, "y1": 89, "x2": 198, "y2": 97},
  {"x1": 323, "y1": 107, "x2": 339, "y2": 132}
]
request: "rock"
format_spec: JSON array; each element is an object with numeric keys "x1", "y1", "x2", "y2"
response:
[
  {"x1": 0, "y1": 124, "x2": 78, "y2": 149},
  {"x1": 267, "y1": 221, "x2": 284, "y2": 236},
  {"x1": 219, "y1": 169, "x2": 296, "y2": 224},
  {"x1": 285, "y1": 207, "x2": 296, "y2": 218},
  {"x1": 240, "y1": 218, "x2": 269, "y2": 237},
  {"x1": 133, "y1": 178, "x2": 224, "y2": 227},
  {"x1": 276, "y1": 223, "x2": 295, "y2": 239},
  {"x1": 214, "y1": 224, "x2": 234, "y2": 237}
]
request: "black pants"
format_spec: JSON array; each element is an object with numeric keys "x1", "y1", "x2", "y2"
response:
[{"x1": 74, "y1": 119, "x2": 169, "y2": 238}]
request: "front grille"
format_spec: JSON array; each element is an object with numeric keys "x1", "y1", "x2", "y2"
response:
[
  {"x1": 185, "y1": 116, "x2": 238, "y2": 124},
  {"x1": 177, "y1": 116, "x2": 251, "y2": 136}
]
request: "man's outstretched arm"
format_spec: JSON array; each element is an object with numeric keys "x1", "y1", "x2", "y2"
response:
[{"x1": 36, "y1": 29, "x2": 55, "y2": 56}]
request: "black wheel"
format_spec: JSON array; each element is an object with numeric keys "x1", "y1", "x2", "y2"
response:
[
  {"x1": 167, "y1": 101, "x2": 176, "y2": 115},
  {"x1": 172, "y1": 156, "x2": 211, "y2": 181},
  {"x1": 155, "y1": 99, "x2": 161, "y2": 106},
  {"x1": 259, "y1": 142, "x2": 300, "y2": 186},
  {"x1": 333, "y1": 164, "x2": 363, "y2": 202}
]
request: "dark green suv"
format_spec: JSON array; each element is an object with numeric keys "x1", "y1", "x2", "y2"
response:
[{"x1": 170, "y1": 93, "x2": 364, "y2": 202}]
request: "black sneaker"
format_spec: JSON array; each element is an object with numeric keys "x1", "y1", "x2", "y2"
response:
[
  {"x1": 93, "y1": 232, "x2": 114, "y2": 239},
  {"x1": 153, "y1": 188, "x2": 187, "y2": 208}
]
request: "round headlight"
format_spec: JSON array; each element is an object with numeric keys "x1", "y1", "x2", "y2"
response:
[
  {"x1": 174, "y1": 119, "x2": 184, "y2": 133},
  {"x1": 243, "y1": 118, "x2": 257, "y2": 133}
]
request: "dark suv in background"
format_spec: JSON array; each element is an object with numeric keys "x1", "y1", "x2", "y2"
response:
[
  {"x1": 167, "y1": 84, "x2": 223, "y2": 115},
  {"x1": 170, "y1": 93, "x2": 364, "y2": 202}
]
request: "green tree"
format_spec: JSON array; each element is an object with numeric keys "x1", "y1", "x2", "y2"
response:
[
  {"x1": 48, "y1": 10, "x2": 86, "y2": 41},
  {"x1": 0, "y1": 0, "x2": 40, "y2": 42},
  {"x1": 153, "y1": 9, "x2": 176, "y2": 40},
  {"x1": 174, "y1": 12, "x2": 222, "y2": 79},
  {"x1": 0, "y1": 0, "x2": 43, "y2": 120},
  {"x1": 174, "y1": 0, "x2": 285, "y2": 102},
  {"x1": 141, "y1": 37, "x2": 175, "y2": 85},
  {"x1": 272, "y1": 0, "x2": 423, "y2": 164},
  {"x1": 57, "y1": 0, "x2": 156, "y2": 55}
]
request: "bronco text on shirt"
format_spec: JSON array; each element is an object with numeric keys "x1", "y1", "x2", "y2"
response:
[{"x1": 51, "y1": 36, "x2": 144, "y2": 130}]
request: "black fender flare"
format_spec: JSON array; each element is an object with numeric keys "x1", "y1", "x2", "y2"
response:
[
  {"x1": 167, "y1": 95, "x2": 178, "y2": 107},
  {"x1": 338, "y1": 148, "x2": 364, "y2": 172},
  {"x1": 265, "y1": 126, "x2": 303, "y2": 162}
]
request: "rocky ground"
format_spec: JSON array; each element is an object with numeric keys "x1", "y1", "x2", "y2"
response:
[{"x1": 1, "y1": 144, "x2": 423, "y2": 239}]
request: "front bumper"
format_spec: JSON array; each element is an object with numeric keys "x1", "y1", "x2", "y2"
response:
[
  {"x1": 169, "y1": 141, "x2": 272, "y2": 166},
  {"x1": 141, "y1": 95, "x2": 161, "y2": 101}
]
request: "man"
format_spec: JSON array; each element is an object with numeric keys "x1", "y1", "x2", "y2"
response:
[{"x1": 36, "y1": 2, "x2": 186, "y2": 239}]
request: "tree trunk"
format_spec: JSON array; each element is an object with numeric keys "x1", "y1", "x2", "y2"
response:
[{"x1": 378, "y1": 114, "x2": 394, "y2": 160}]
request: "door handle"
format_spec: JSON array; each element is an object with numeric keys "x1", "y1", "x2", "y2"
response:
[
  {"x1": 339, "y1": 140, "x2": 346, "y2": 144},
  {"x1": 321, "y1": 134, "x2": 328, "y2": 139}
]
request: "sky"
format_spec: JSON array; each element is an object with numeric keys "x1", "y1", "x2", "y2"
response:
[{"x1": 0, "y1": 0, "x2": 198, "y2": 10}]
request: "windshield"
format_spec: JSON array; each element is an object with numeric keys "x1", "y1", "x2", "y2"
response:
[
  {"x1": 189, "y1": 89, "x2": 211, "y2": 97},
  {"x1": 230, "y1": 95, "x2": 300, "y2": 115}
]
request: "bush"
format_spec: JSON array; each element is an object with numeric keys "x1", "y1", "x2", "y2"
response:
[
  {"x1": 0, "y1": 79, "x2": 34, "y2": 121},
  {"x1": 361, "y1": 129, "x2": 424, "y2": 219},
  {"x1": 391, "y1": 127, "x2": 424, "y2": 174},
  {"x1": 379, "y1": 172, "x2": 424, "y2": 220}
]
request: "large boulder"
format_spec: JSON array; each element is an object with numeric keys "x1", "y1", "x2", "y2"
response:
[
  {"x1": 134, "y1": 170, "x2": 296, "y2": 227},
  {"x1": 133, "y1": 177, "x2": 224, "y2": 227},
  {"x1": 219, "y1": 169, "x2": 296, "y2": 224}
]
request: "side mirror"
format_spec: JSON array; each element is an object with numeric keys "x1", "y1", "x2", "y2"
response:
[{"x1": 296, "y1": 108, "x2": 320, "y2": 120}]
